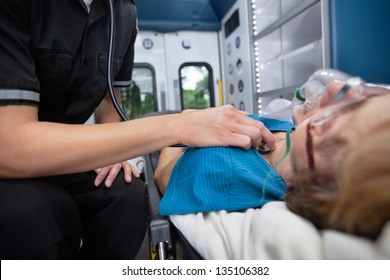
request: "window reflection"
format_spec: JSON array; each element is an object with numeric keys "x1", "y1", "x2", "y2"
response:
[
  {"x1": 180, "y1": 64, "x2": 214, "y2": 109},
  {"x1": 121, "y1": 64, "x2": 157, "y2": 120}
]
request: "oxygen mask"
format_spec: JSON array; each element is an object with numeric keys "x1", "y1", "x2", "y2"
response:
[
  {"x1": 261, "y1": 68, "x2": 368, "y2": 124},
  {"x1": 293, "y1": 69, "x2": 366, "y2": 124}
]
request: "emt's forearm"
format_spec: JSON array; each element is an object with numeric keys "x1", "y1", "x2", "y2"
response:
[
  {"x1": 0, "y1": 113, "x2": 181, "y2": 178},
  {"x1": 0, "y1": 103, "x2": 270, "y2": 178}
]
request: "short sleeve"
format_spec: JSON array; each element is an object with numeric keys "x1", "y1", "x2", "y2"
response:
[{"x1": 0, "y1": 0, "x2": 40, "y2": 105}]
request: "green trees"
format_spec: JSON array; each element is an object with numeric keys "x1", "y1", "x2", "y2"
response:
[{"x1": 121, "y1": 81, "x2": 155, "y2": 120}]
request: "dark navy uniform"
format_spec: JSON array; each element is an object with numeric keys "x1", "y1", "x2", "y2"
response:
[{"x1": 0, "y1": 0, "x2": 147, "y2": 259}]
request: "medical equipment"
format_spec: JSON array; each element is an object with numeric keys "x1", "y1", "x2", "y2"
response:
[
  {"x1": 107, "y1": 0, "x2": 129, "y2": 122},
  {"x1": 298, "y1": 69, "x2": 357, "y2": 113},
  {"x1": 297, "y1": 69, "x2": 351, "y2": 102}
]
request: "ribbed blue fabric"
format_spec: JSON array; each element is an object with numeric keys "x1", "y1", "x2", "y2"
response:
[{"x1": 159, "y1": 115, "x2": 293, "y2": 215}]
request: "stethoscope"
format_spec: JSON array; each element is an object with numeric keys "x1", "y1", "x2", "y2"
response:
[{"x1": 107, "y1": 0, "x2": 129, "y2": 122}]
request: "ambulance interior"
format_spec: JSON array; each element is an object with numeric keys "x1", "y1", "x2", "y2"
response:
[{"x1": 130, "y1": 0, "x2": 390, "y2": 260}]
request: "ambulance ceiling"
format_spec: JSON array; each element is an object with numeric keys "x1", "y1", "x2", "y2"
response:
[{"x1": 136, "y1": 0, "x2": 237, "y2": 32}]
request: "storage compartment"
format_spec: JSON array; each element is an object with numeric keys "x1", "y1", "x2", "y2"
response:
[
  {"x1": 254, "y1": 0, "x2": 306, "y2": 33},
  {"x1": 253, "y1": 0, "x2": 325, "y2": 110}
]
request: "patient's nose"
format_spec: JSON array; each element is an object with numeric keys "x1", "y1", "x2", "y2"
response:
[
  {"x1": 319, "y1": 82, "x2": 345, "y2": 107},
  {"x1": 320, "y1": 80, "x2": 363, "y2": 107}
]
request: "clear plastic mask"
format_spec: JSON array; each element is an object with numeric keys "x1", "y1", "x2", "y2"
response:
[{"x1": 293, "y1": 69, "x2": 367, "y2": 124}]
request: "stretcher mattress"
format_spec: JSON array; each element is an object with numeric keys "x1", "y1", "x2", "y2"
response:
[{"x1": 170, "y1": 202, "x2": 390, "y2": 259}]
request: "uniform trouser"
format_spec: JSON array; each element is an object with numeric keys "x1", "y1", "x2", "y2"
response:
[{"x1": 0, "y1": 170, "x2": 148, "y2": 260}]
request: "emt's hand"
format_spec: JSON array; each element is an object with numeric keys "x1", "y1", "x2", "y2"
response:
[
  {"x1": 94, "y1": 161, "x2": 140, "y2": 188},
  {"x1": 177, "y1": 105, "x2": 276, "y2": 150}
]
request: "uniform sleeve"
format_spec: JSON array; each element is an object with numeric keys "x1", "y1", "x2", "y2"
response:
[{"x1": 0, "y1": 0, "x2": 40, "y2": 106}]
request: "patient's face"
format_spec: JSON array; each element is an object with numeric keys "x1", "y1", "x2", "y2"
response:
[{"x1": 290, "y1": 82, "x2": 390, "y2": 175}]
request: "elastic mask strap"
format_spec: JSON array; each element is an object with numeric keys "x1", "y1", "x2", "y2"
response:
[{"x1": 260, "y1": 126, "x2": 296, "y2": 201}]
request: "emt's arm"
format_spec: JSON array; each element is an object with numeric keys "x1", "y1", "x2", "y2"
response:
[
  {"x1": 0, "y1": 104, "x2": 273, "y2": 178},
  {"x1": 154, "y1": 147, "x2": 185, "y2": 194}
]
